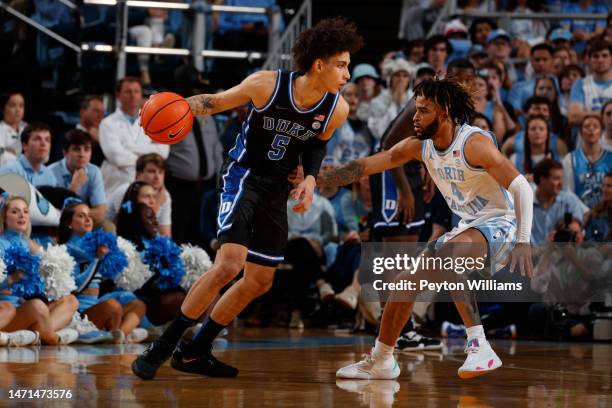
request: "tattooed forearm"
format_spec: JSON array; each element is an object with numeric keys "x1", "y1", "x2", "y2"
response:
[
  {"x1": 186, "y1": 95, "x2": 215, "y2": 116},
  {"x1": 316, "y1": 160, "x2": 364, "y2": 188}
]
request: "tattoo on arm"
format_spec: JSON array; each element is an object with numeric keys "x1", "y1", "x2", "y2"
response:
[
  {"x1": 187, "y1": 95, "x2": 215, "y2": 116},
  {"x1": 316, "y1": 161, "x2": 364, "y2": 188}
]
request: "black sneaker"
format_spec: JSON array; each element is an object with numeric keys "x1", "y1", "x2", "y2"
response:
[
  {"x1": 171, "y1": 340, "x2": 238, "y2": 377},
  {"x1": 395, "y1": 331, "x2": 443, "y2": 352},
  {"x1": 131, "y1": 338, "x2": 176, "y2": 380}
]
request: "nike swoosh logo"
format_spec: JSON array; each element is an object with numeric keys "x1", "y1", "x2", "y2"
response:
[
  {"x1": 168, "y1": 126, "x2": 185, "y2": 139},
  {"x1": 182, "y1": 356, "x2": 198, "y2": 364}
]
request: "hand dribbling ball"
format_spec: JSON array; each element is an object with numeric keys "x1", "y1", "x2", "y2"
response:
[{"x1": 140, "y1": 92, "x2": 193, "y2": 144}]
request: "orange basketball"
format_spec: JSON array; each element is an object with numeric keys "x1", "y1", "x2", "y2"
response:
[{"x1": 140, "y1": 92, "x2": 193, "y2": 145}]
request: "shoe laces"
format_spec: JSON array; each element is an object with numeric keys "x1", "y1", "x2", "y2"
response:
[
  {"x1": 358, "y1": 352, "x2": 375, "y2": 366},
  {"x1": 144, "y1": 339, "x2": 174, "y2": 364}
]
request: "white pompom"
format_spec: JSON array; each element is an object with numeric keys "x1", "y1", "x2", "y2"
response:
[
  {"x1": 180, "y1": 244, "x2": 212, "y2": 290},
  {"x1": 40, "y1": 245, "x2": 77, "y2": 301},
  {"x1": 114, "y1": 237, "x2": 154, "y2": 292},
  {"x1": 0, "y1": 257, "x2": 6, "y2": 288}
]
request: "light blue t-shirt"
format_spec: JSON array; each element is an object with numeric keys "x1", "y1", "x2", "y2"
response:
[
  {"x1": 0, "y1": 155, "x2": 58, "y2": 187},
  {"x1": 532, "y1": 190, "x2": 588, "y2": 244},
  {"x1": 48, "y1": 159, "x2": 106, "y2": 206},
  {"x1": 569, "y1": 78, "x2": 612, "y2": 112}
]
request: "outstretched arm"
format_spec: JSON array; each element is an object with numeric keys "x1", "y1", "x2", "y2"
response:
[
  {"x1": 317, "y1": 136, "x2": 423, "y2": 188},
  {"x1": 465, "y1": 134, "x2": 534, "y2": 276},
  {"x1": 186, "y1": 70, "x2": 277, "y2": 116}
]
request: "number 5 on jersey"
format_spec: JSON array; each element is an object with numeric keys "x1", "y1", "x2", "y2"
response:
[{"x1": 268, "y1": 134, "x2": 291, "y2": 161}]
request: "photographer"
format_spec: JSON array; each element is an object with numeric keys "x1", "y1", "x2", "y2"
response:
[{"x1": 530, "y1": 215, "x2": 604, "y2": 340}]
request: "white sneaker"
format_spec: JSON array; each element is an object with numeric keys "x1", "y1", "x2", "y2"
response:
[
  {"x1": 7, "y1": 330, "x2": 39, "y2": 347},
  {"x1": 318, "y1": 282, "x2": 335, "y2": 301},
  {"x1": 336, "y1": 351, "x2": 400, "y2": 380},
  {"x1": 289, "y1": 310, "x2": 304, "y2": 330},
  {"x1": 457, "y1": 337, "x2": 502, "y2": 379},
  {"x1": 335, "y1": 287, "x2": 358, "y2": 310},
  {"x1": 56, "y1": 328, "x2": 79, "y2": 345},
  {"x1": 0, "y1": 332, "x2": 8, "y2": 346},
  {"x1": 71, "y1": 314, "x2": 113, "y2": 344},
  {"x1": 126, "y1": 328, "x2": 149, "y2": 344}
]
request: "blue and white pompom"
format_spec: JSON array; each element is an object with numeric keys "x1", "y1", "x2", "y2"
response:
[
  {"x1": 142, "y1": 236, "x2": 185, "y2": 291},
  {"x1": 82, "y1": 229, "x2": 128, "y2": 280},
  {"x1": 114, "y1": 237, "x2": 154, "y2": 292},
  {"x1": 39, "y1": 245, "x2": 77, "y2": 301},
  {"x1": 4, "y1": 245, "x2": 44, "y2": 298},
  {"x1": 180, "y1": 244, "x2": 212, "y2": 290}
]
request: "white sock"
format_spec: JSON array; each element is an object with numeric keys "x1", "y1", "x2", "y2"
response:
[
  {"x1": 373, "y1": 339, "x2": 394, "y2": 360},
  {"x1": 466, "y1": 325, "x2": 486, "y2": 340}
]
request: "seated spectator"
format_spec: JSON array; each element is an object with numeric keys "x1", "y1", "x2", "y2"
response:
[
  {"x1": 502, "y1": 96, "x2": 567, "y2": 158},
  {"x1": 58, "y1": 199, "x2": 148, "y2": 343},
  {"x1": 552, "y1": 47, "x2": 572, "y2": 76},
  {"x1": 353, "y1": 64, "x2": 383, "y2": 122},
  {"x1": 507, "y1": 0, "x2": 548, "y2": 46},
  {"x1": 107, "y1": 155, "x2": 171, "y2": 236},
  {"x1": 533, "y1": 76, "x2": 568, "y2": 141},
  {"x1": 485, "y1": 29, "x2": 518, "y2": 83},
  {"x1": 48, "y1": 129, "x2": 106, "y2": 226},
  {"x1": 398, "y1": 0, "x2": 446, "y2": 41},
  {"x1": 472, "y1": 73, "x2": 514, "y2": 143},
  {"x1": 468, "y1": 17, "x2": 497, "y2": 47},
  {"x1": 414, "y1": 64, "x2": 435, "y2": 86},
  {"x1": 405, "y1": 38, "x2": 426, "y2": 65},
  {"x1": 0, "y1": 92, "x2": 26, "y2": 166},
  {"x1": 602, "y1": 100, "x2": 612, "y2": 150},
  {"x1": 77, "y1": 95, "x2": 106, "y2": 166},
  {"x1": 558, "y1": 64, "x2": 585, "y2": 118},
  {"x1": 0, "y1": 123, "x2": 57, "y2": 188},
  {"x1": 99, "y1": 77, "x2": 169, "y2": 196},
  {"x1": 328, "y1": 83, "x2": 373, "y2": 165},
  {"x1": 128, "y1": 7, "x2": 176, "y2": 86},
  {"x1": 568, "y1": 39, "x2": 612, "y2": 127},
  {"x1": 508, "y1": 43, "x2": 556, "y2": 115},
  {"x1": 561, "y1": 0, "x2": 608, "y2": 53},
  {"x1": 116, "y1": 202, "x2": 185, "y2": 326},
  {"x1": 532, "y1": 159, "x2": 588, "y2": 244},
  {"x1": 425, "y1": 35, "x2": 450, "y2": 76},
  {"x1": 367, "y1": 59, "x2": 414, "y2": 144},
  {"x1": 511, "y1": 115, "x2": 564, "y2": 181},
  {"x1": 562, "y1": 115, "x2": 612, "y2": 208},
  {"x1": 584, "y1": 172, "x2": 611, "y2": 241},
  {"x1": 0, "y1": 195, "x2": 79, "y2": 345},
  {"x1": 472, "y1": 112, "x2": 493, "y2": 131}
]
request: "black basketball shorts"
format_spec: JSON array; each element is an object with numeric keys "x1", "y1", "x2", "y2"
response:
[{"x1": 216, "y1": 161, "x2": 288, "y2": 267}]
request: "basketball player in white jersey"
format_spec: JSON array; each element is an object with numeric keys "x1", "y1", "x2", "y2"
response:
[{"x1": 317, "y1": 78, "x2": 534, "y2": 379}]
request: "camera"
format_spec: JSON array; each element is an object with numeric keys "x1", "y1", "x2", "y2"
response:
[{"x1": 553, "y1": 212, "x2": 577, "y2": 243}]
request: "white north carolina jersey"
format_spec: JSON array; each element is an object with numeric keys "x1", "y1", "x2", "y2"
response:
[{"x1": 422, "y1": 124, "x2": 515, "y2": 228}]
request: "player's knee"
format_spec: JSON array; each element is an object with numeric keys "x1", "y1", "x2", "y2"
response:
[
  {"x1": 213, "y1": 261, "x2": 243, "y2": 286},
  {"x1": 246, "y1": 276, "x2": 274, "y2": 297}
]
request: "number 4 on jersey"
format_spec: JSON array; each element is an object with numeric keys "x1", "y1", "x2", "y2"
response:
[{"x1": 268, "y1": 134, "x2": 291, "y2": 161}]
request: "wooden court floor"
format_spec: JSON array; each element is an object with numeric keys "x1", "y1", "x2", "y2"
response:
[{"x1": 0, "y1": 328, "x2": 610, "y2": 407}]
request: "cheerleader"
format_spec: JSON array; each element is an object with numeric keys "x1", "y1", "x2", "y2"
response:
[
  {"x1": 0, "y1": 195, "x2": 79, "y2": 345},
  {"x1": 59, "y1": 198, "x2": 148, "y2": 343}
]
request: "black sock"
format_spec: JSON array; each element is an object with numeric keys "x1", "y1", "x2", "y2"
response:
[
  {"x1": 185, "y1": 318, "x2": 226, "y2": 355},
  {"x1": 159, "y1": 313, "x2": 197, "y2": 345}
]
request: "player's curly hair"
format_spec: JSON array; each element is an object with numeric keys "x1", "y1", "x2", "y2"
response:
[
  {"x1": 292, "y1": 17, "x2": 363, "y2": 72},
  {"x1": 413, "y1": 78, "x2": 476, "y2": 125}
]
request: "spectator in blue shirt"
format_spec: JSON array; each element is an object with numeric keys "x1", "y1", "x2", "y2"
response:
[
  {"x1": 48, "y1": 129, "x2": 106, "y2": 226},
  {"x1": 561, "y1": 0, "x2": 608, "y2": 49},
  {"x1": 0, "y1": 123, "x2": 57, "y2": 188},
  {"x1": 531, "y1": 159, "x2": 588, "y2": 244},
  {"x1": 569, "y1": 39, "x2": 612, "y2": 127}
]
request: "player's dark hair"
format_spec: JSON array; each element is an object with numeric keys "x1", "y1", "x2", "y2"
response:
[
  {"x1": 413, "y1": 78, "x2": 476, "y2": 125},
  {"x1": 523, "y1": 115, "x2": 551, "y2": 175},
  {"x1": 533, "y1": 158, "x2": 562, "y2": 185},
  {"x1": 21, "y1": 122, "x2": 51, "y2": 145},
  {"x1": 62, "y1": 128, "x2": 93, "y2": 151},
  {"x1": 292, "y1": 17, "x2": 363, "y2": 73}
]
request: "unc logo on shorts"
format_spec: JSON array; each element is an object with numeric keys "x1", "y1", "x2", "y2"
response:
[{"x1": 220, "y1": 201, "x2": 232, "y2": 214}]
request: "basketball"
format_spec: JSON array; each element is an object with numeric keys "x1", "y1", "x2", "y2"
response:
[{"x1": 140, "y1": 92, "x2": 193, "y2": 144}]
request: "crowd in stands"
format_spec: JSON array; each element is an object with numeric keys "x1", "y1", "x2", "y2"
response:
[{"x1": 0, "y1": 0, "x2": 611, "y2": 349}]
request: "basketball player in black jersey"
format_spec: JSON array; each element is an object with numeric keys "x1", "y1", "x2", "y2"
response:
[{"x1": 131, "y1": 17, "x2": 363, "y2": 380}]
